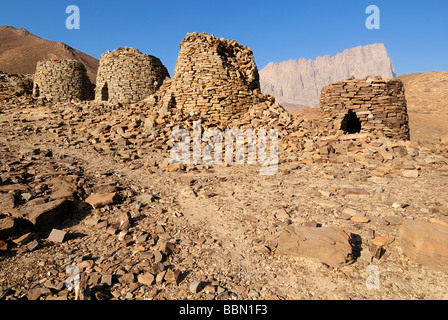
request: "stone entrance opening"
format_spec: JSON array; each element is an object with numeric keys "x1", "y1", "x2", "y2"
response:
[
  {"x1": 101, "y1": 83, "x2": 108, "y2": 101},
  {"x1": 341, "y1": 109, "x2": 361, "y2": 134},
  {"x1": 33, "y1": 84, "x2": 40, "y2": 98}
]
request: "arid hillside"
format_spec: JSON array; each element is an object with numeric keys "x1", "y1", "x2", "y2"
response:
[
  {"x1": 395, "y1": 71, "x2": 448, "y2": 142},
  {"x1": 0, "y1": 26, "x2": 99, "y2": 82}
]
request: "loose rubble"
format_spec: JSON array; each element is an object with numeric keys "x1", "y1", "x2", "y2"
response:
[{"x1": 1, "y1": 32, "x2": 448, "y2": 301}]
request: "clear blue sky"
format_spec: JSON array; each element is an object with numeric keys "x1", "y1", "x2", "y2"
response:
[{"x1": 1, "y1": 0, "x2": 447, "y2": 76}]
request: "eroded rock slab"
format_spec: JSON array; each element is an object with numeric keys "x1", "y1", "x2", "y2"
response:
[
  {"x1": 0, "y1": 217, "x2": 18, "y2": 240},
  {"x1": 399, "y1": 220, "x2": 448, "y2": 272},
  {"x1": 12, "y1": 199, "x2": 69, "y2": 231},
  {"x1": 275, "y1": 225, "x2": 354, "y2": 267},
  {"x1": 85, "y1": 192, "x2": 118, "y2": 209}
]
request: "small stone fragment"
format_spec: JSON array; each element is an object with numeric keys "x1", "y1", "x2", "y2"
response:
[
  {"x1": 401, "y1": 170, "x2": 419, "y2": 178},
  {"x1": 165, "y1": 269, "x2": 182, "y2": 286},
  {"x1": 85, "y1": 192, "x2": 118, "y2": 209},
  {"x1": 0, "y1": 240, "x2": 10, "y2": 251},
  {"x1": 189, "y1": 280, "x2": 202, "y2": 294},
  {"x1": 166, "y1": 164, "x2": 185, "y2": 172},
  {"x1": 26, "y1": 240, "x2": 39, "y2": 251},
  {"x1": 48, "y1": 229, "x2": 69, "y2": 243},
  {"x1": 137, "y1": 273, "x2": 155, "y2": 286},
  {"x1": 372, "y1": 236, "x2": 394, "y2": 247},
  {"x1": 153, "y1": 250, "x2": 164, "y2": 263},
  {"x1": 13, "y1": 232, "x2": 34, "y2": 246},
  {"x1": 385, "y1": 216, "x2": 404, "y2": 225},
  {"x1": 101, "y1": 275, "x2": 113, "y2": 286},
  {"x1": 350, "y1": 216, "x2": 370, "y2": 223}
]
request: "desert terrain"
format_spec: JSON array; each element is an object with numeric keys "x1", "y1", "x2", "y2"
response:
[
  {"x1": 0, "y1": 29, "x2": 447, "y2": 302},
  {"x1": 1, "y1": 92, "x2": 447, "y2": 301}
]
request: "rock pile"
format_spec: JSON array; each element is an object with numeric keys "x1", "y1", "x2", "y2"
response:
[
  {"x1": 33, "y1": 60, "x2": 95, "y2": 102},
  {"x1": 319, "y1": 76, "x2": 410, "y2": 140},
  {"x1": 95, "y1": 47, "x2": 169, "y2": 104},
  {"x1": 0, "y1": 71, "x2": 33, "y2": 101}
]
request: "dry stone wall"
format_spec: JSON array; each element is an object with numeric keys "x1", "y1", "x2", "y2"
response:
[
  {"x1": 95, "y1": 47, "x2": 169, "y2": 104},
  {"x1": 319, "y1": 76, "x2": 410, "y2": 140},
  {"x1": 33, "y1": 60, "x2": 94, "y2": 101},
  {"x1": 146, "y1": 32, "x2": 276, "y2": 127}
]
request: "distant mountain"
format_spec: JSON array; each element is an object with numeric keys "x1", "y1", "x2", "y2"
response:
[
  {"x1": 0, "y1": 26, "x2": 99, "y2": 82},
  {"x1": 259, "y1": 43, "x2": 396, "y2": 110}
]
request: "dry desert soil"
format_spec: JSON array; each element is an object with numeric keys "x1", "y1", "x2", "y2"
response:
[{"x1": 1, "y1": 73, "x2": 448, "y2": 301}]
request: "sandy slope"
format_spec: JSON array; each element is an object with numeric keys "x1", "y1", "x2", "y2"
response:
[{"x1": 0, "y1": 26, "x2": 99, "y2": 82}]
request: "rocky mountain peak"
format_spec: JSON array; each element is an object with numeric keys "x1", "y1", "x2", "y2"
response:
[{"x1": 259, "y1": 43, "x2": 396, "y2": 110}]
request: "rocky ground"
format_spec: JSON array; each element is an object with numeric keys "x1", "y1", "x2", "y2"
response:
[{"x1": 1, "y1": 97, "x2": 448, "y2": 300}]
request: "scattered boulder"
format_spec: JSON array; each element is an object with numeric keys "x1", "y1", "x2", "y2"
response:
[
  {"x1": 0, "y1": 217, "x2": 18, "y2": 240},
  {"x1": 13, "y1": 199, "x2": 70, "y2": 231},
  {"x1": 399, "y1": 220, "x2": 448, "y2": 272},
  {"x1": 372, "y1": 235, "x2": 395, "y2": 247},
  {"x1": 401, "y1": 169, "x2": 419, "y2": 178},
  {"x1": 274, "y1": 225, "x2": 354, "y2": 267}
]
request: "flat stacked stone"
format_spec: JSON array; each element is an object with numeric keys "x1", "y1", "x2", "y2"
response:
[
  {"x1": 146, "y1": 32, "x2": 278, "y2": 128},
  {"x1": 33, "y1": 60, "x2": 94, "y2": 101},
  {"x1": 319, "y1": 76, "x2": 410, "y2": 140},
  {"x1": 95, "y1": 47, "x2": 169, "y2": 104}
]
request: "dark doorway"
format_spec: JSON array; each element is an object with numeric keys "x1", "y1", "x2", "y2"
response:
[
  {"x1": 101, "y1": 83, "x2": 109, "y2": 101},
  {"x1": 341, "y1": 109, "x2": 361, "y2": 134},
  {"x1": 34, "y1": 84, "x2": 40, "y2": 98}
]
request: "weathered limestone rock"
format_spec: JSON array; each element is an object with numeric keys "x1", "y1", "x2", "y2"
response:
[
  {"x1": 399, "y1": 220, "x2": 448, "y2": 272},
  {"x1": 401, "y1": 169, "x2": 419, "y2": 178},
  {"x1": 0, "y1": 192, "x2": 15, "y2": 209},
  {"x1": 14, "y1": 199, "x2": 70, "y2": 231},
  {"x1": 0, "y1": 217, "x2": 18, "y2": 240},
  {"x1": 46, "y1": 177, "x2": 77, "y2": 201},
  {"x1": 137, "y1": 273, "x2": 155, "y2": 286},
  {"x1": 275, "y1": 225, "x2": 354, "y2": 267},
  {"x1": 85, "y1": 192, "x2": 118, "y2": 209},
  {"x1": 47, "y1": 228, "x2": 69, "y2": 243}
]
